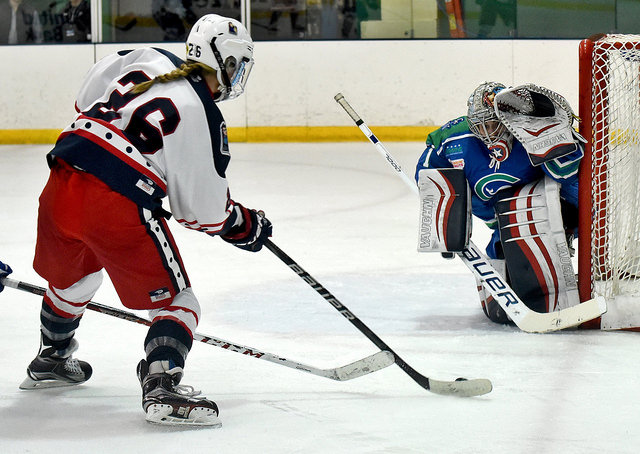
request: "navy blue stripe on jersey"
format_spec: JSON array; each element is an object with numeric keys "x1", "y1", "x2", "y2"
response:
[
  {"x1": 138, "y1": 206, "x2": 190, "y2": 293},
  {"x1": 152, "y1": 47, "x2": 230, "y2": 179},
  {"x1": 152, "y1": 47, "x2": 184, "y2": 67},
  {"x1": 185, "y1": 77, "x2": 229, "y2": 178},
  {"x1": 49, "y1": 134, "x2": 166, "y2": 212}
]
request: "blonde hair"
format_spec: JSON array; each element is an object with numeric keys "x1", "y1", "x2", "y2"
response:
[{"x1": 129, "y1": 61, "x2": 215, "y2": 95}]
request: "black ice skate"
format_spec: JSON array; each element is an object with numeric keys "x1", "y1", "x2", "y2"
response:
[
  {"x1": 20, "y1": 338, "x2": 92, "y2": 389},
  {"x1": 137, "y1": 359, "x2": 221, "y2": 427}
]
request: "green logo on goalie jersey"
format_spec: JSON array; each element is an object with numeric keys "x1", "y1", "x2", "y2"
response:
[{"x1": 474, "y1": 174, "x2": 520, "y2": 201}]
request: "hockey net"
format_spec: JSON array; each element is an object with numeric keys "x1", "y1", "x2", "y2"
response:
[{"x1": 578, "y1": 34, "x2": 640, "y2": 329}]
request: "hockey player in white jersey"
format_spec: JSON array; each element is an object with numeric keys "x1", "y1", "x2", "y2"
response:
[{"x1": 21, "y1": 14, "x2": 271, "y2": 427}]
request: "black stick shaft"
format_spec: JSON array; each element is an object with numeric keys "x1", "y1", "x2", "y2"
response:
[
  {"x1": 264, "y1": 239, "x2": 433, "y2": 390},
  {"x1": 10, "y1": 279, "x2": 155, "y2": 326}
]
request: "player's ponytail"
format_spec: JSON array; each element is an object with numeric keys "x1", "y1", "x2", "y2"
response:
[{"x1": 129, "y1": 61, "x2": 214, "y2": 94}]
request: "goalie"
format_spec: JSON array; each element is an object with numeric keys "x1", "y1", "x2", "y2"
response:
[{"x1": 415, "y1": 82, "x2": 584, "y2": 324}]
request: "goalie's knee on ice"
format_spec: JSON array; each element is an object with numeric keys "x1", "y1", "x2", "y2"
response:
[
  {"x1": 481, "y1": 296, "x2": 513, "y2": 325},
  {"x1": 476, "y1": 258, "x2": 513, "y2": 325}
]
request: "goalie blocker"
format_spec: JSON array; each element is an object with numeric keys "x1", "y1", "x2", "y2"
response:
[{"x1": 417, "y1": 168, "x2": 471, "y2": 254}]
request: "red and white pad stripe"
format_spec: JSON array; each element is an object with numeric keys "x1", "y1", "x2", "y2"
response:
[{"x1": 148, "y1": 288, "x2": 201, "y2": 337}]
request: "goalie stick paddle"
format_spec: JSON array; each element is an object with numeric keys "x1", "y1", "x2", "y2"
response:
[
  {"x1": 264, "y1": 240, "x2": 493, "y2": 397},
  {"x1": 334, "y1": 92, "x2": 607, "y2": 333},
  {"x1": 0, "y1": 276, "x2": 394, "y2": 382}
]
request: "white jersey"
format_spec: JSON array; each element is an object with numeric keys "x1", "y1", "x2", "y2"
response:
[{"x1": 51, "y1": 47, "x2": 233, "y2": 235}]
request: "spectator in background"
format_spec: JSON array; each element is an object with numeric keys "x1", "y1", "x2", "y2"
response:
[
  {"x1": 340, "y1": 0, "x2": 357, "y2": 38},
  {"x1": 152, "y1": 0, "x2": 197, "y2": 41},
  {"x1": 0, "y1": 0, "x2": 44, "y2": 44},
  {"x1": 268, "y1": 0, "x2": 305, "y2": 35},
  {"x1": 306, "y1": 0, "x2": 338, "y2": 39},
  {"x1": 60, "y1": 0, "x2": 91, "y2": 42},
  {"x1": 476, "y1": 0, "x2": 516, "y2": 38}
]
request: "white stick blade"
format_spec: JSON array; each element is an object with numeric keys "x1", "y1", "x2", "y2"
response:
[
  {"x1": 428, "y1": 378, "x2": 493, "y2": 397},
  {"x1": 331, "y1": 351, "x2": 395, "y2": 381},
  {"x1": 519, "y1": 296, "x2": 607, "y2": 333}
]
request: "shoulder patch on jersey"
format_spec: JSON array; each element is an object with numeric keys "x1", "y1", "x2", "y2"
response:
[
  {"x1": 451, "y1": 159, "x2": 465, "y2": 168},
  {"x1": 220, "y1": 122, "x2": 230, "y2": 156},
  {"x1": 428, "y1": 117, "x2": 472, "y2": 149},
  {"x1": 443, "y1": 116, "x2": 466, "y2": 130}
]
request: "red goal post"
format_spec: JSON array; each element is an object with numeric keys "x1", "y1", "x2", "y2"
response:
[{"x1": 578, "y1": 34, "x2": 640, "y2": 330}]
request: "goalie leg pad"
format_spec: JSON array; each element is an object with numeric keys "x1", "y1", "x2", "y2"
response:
[
  {"x1": 417, "y1": 168, "x2": 471, "y2": 253},
  {"x1": 495, "y1": 177, "x2": 579, "y2": 313}
]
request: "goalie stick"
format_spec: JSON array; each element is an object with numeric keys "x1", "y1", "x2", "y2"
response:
[
  {"x1": 264, "y1": 240, "x2": 493, "y2": 397},
  {"x1": 0, "y1": 276, "x2": 393, "y2": 382},
  {"x1": 334, "y1": 92, "x2": 607, "y2": 333}
]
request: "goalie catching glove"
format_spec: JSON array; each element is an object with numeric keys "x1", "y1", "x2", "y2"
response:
[
  {"x1": 494, "y1": 84, "x2": 585, "y2": 166},
  {"x1": 221, "y1": 202, "x2": 273, "y2": 252}
]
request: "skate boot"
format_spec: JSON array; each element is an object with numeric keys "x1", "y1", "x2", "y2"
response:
[
  {"x1": 137, "y1": 359, "x2": 221, "y2": 427},
  {"x1": 20, "y1": 338, "x2": 92, "y2": 389}
]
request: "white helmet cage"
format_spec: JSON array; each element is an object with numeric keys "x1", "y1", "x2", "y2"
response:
[
  {"x1": 467, "y1": 82, "x2": 510, "y2": 148},
  {"x1": 186, "y1": 14, "x2": 254, "y2": 101}
]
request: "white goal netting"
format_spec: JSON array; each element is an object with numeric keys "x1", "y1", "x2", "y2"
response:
[{"x1": 583, "y1": 34, "x2": 640, "y2": 328}]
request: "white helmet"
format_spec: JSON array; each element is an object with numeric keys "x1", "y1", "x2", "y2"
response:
[
  {"x1": 186, "y1": 14, "x2": 254, "y2": 101},
  {"x1": 467, "y1": 82, "x2": 513, "y2": 163}
]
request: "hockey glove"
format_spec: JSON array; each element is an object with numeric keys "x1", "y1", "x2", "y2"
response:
[
  {"x1": 221, "y1": 203, "x2": 273, "y2": 252},
  {"x1": 0, "y1": 260, "x2": 13, "y2": 293}
]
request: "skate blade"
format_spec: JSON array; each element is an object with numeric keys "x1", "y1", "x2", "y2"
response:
[
  {"x1": 19, "y1": 376, "x2": 85, "y2": 390},
  {"x1": 145, "y1": 404, "x2": 222, "y2": 428}
]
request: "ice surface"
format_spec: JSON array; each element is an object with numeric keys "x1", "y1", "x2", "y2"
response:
[{"x1": 0, "y1": 143, "x2": 638, "y2": 453}]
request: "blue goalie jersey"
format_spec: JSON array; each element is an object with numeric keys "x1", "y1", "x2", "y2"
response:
[{"x1": 415, "y1": 116, "x2": 582, "y2": 258}]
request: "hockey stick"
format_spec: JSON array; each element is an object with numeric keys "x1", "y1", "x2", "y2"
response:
[
  {"x1": 334, "y1": 92, "x2": 607, "y2": 333},
  {"x1": 264, "y1": 239, "x2": 493, "y2": 397},
  {"x1": 0, "y1": 276, "x2": 394, "y2": 381}
]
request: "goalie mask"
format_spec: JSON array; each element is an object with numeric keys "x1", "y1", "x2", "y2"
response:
[
  {"x1": 186, "y1": 14, "x2": 254, "y2": 102},
  {"x1": 467, "y1": 82, "x2": 514, "y2": 167}
]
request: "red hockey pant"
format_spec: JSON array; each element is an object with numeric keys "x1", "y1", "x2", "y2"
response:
[{"x1": 33, "y1": 160, "x2": 189, "y2": 312}]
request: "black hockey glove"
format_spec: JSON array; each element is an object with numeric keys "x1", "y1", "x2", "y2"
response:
[
  {"x1": 221, "y1": 203, "x2": 273, "y2": 252},
  {"x1": 0, "y1": 260, "x2": 13, "y2": 293}
]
